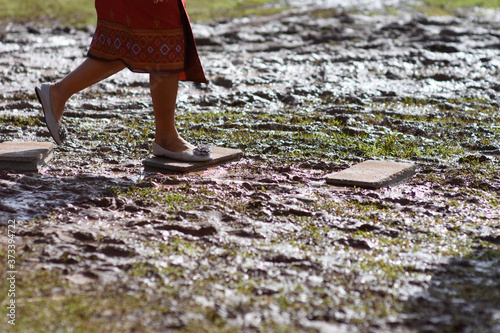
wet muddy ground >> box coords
[1,1,500,332]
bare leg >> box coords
[50,58,126,123]
[150,73,195,153]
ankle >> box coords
[50,83,66,122]
[154,136,179,148]
[155,131,181,146]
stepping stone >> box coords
[325,160,416,189]
[143,147,243,173]
[482,149,500,159]
[0,141,55,172]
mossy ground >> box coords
[419,0,500,16]
[1,91,499,331]
[0,1,499,332]
[0,0,282,25]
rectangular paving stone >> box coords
[325,160,416,189]
[143,147,243,173]
[482,149,500,159]
[0,141,55,172]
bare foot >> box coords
[154,136,196,154]
[49,83,66,124]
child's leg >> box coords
[150,73,195,153]
[50,58,126,123]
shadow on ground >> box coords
[402,247,500,333]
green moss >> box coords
[0,115,43,127]
[187,0,284,22]
[414,0,500,16]
[312,8,339,18]
[0,0,97,26]
[0,0,281,25]
[425,0,500,8]
[0,250,145,332]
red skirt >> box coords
[87,0,206,83]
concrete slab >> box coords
[0,141,55,172]
[482,149,500,159]
[143,147,243,173]
[325,160,416,189]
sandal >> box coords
[152,142,212,162]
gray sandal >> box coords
[152,142,212,162]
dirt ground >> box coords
[1,1,499,332]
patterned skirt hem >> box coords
[86,52,186,75]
